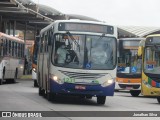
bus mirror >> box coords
[138,46,142,57]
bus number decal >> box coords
[64,78,75,83]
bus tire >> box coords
[47,91,55,101]
[130,90,140,97]
[97,96,106,105]
[0,79,2,85]
[157,97,160,104]
[39,87,44,96]
[0,70,5,85]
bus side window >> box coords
[18,43,20,57]
[9,40,11,55]
[18,43,21,57]
[14,42,17,57]
[48,29,53,46]
[16,43,18,57]
[40,35,44,53]
[3,39,6,56]
[12,41,14,56]
[44,32,48,52]
[6,39,8,55]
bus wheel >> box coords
[0,71,5,85]
[97,96,106,105]
[39,87,44,96]
[130,90,140,97]
[47,91,56,101]
[157,97,160,104]
[0,79,2,85]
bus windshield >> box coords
[117,40,141,74]
[53,33,116,70]
[144,46,160,74]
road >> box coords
[0,79,160,120]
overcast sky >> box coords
[32,0,160,27]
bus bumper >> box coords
[50,79,115,96]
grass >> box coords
[20,75,32,79]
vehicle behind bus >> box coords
[37,20,117,104]
[116,38,145,96]
[138,34,160,104]
[0,32,24,85]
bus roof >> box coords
[0,32,24,43]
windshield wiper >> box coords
[97,33,106,41]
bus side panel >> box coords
[42,53,49,91]
[9,58,18,78]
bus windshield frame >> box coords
[52,33,117,70]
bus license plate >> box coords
[75,85,86,90]
[126,86,132,90]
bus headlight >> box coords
[101,79,114,87]
[20,66,23,69]
[108,79,113,84]
[50,74,63,84]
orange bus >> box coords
[116,38,144,96]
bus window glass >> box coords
[3,39,6,55]
[40,35,44,53]
[15,42,17,57]
[144,46,160,74]
[9,40,11,55]
[6,40,8,55]
[12,41,14,56]
[117,40,141,74]
[53,34,116,70]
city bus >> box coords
[32,36,39,87]
[37,20,117,104]
[138,34,160,104]
[0,32,25,85]
[116,38,144,96]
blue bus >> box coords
[37,20,117,104]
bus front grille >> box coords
[59,70,106,80]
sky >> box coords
[32,0,160,27]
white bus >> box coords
[0,32,24,85]
[38,20,117,104]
